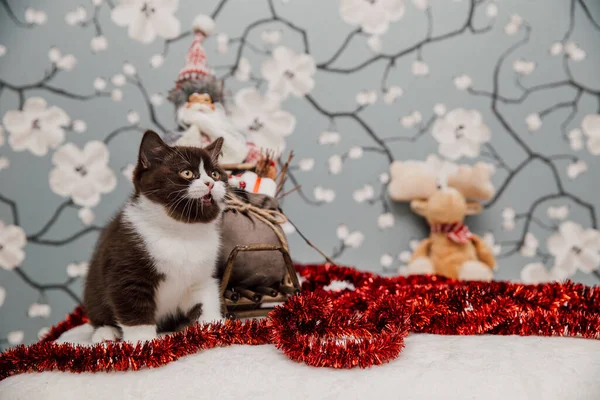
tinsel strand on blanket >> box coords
[1,263,600,380]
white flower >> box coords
[547,205,569,220]
[328,154,343,175]
[431,108,491,160]
[122,164,135,182]
[0,157,9,171]
[568,128,583,151]
[65,6,87,25]
[565,42,586,61]
[344,231,365,248]
[150,93,164,106]
[298,158,314,171]
[504,14,522,35]
[111,0,181,44]
[581,114,600,155]
[150,54,164,68]
[38,327,50,339]
[48,48,77,71]
[482,232,501,256]
[49,141,117,207]
[93,0,105,6]
[356,90,377,105]
[231,87,295,153]
[567,160,587,179]
[380,253,394,267]
[521,262,567,284]
[281,221,295,235]
[353,184,374,203]
[234,57,252,82]
[7,331,24,345]
[486,3,498,18]
[0,125,4,147]
[112,74,126,87]
[339,0,405,35]
[547,221,600,274]
[367,35,382,53]
[453,74,472,90]
[348,146,363,159]
[0,286,5,307]
[261,46,316,98]
[28,303,51,318]
[123,63,137,76]
[3,98,70,156]
[383,86,403,104]
[377,213,394,229]
[72,120,87,133]
[525,113,542,132]
[549,42,563,56]
[520,232,538,257]
[94,77,107,91]
[25,8,47,25]
[127,111,140,125]
[400,113,417,128]
[261,29,282,45]
[66,261,89,278]
[398,250,412,263]
[78,207,95,226]
[319,131,341,145]
[513,59,536,75]
[409,239,420,250]
[314,186,336,203]
[0,45,6,57]
[336,224,349,240]
[379,172,390,184]
[0,222,26,270]
[216,33,229,54]
[111,89,123,101]
[502,207,516,231]
[433,104,447,116]
[411,60,429,77]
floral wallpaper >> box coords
[0,0,599,347]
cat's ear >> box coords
[138,130,170,169]
[205,137,224,164]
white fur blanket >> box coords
[1,324,599,400]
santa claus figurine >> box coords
[165,15,261,164]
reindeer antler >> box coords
[388,156,495,202]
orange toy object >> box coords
[388,157,497,280]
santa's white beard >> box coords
[176,104,249,164]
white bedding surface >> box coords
[2,323,600,400]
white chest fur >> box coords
[123,197,221,321]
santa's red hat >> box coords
[177,15,216,84]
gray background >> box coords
[0,0,599,346]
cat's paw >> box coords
[91,326,120,343]
[120,325,157,343]
[459,261,494,281]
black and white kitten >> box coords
[84,131,227,343]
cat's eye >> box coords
[211,171,220,180]
[179,170,193,179]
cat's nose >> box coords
[205,181,213,189]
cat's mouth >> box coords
[201,193,213,204]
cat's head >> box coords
[133,130,228,223]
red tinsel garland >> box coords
[1,263,599,381]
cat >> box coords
[83,131,228,343]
